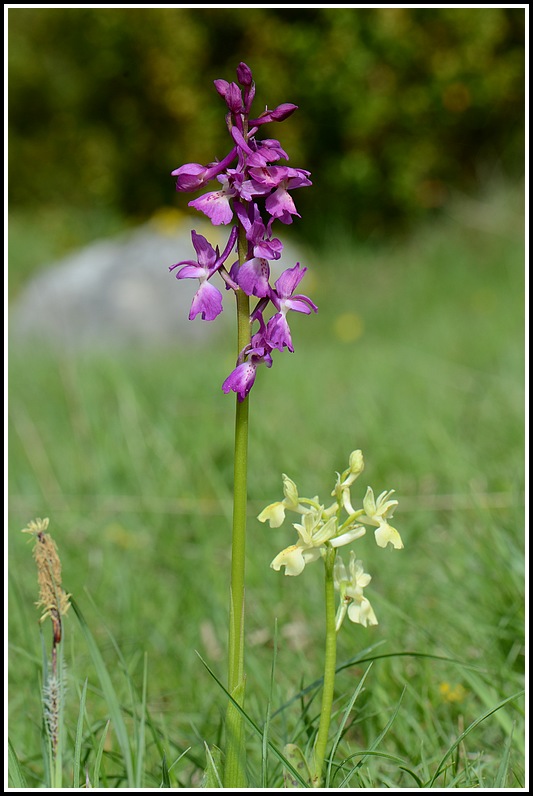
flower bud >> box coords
[348,450,364,478]
[171,163,209,191]
[213,79,230,98]
[214,79,244,113]
[282,474,299,508]
[226,82,244,113]
[236,62,253,86]
[270,103,298,121]
[250,103,299,127]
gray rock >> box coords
[9,216,306,351]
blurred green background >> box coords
[8,6,525,289]
[8,7,525,788]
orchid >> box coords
[267,264,318,352]
[334,552,378,629]
[362,486,404,549]
[262,450,403,591]
[257,473,300,528]
[271,508,337,576]
[168,63,405,790]
[170,61,315,401]
[169,227,238,321]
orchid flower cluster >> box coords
[169,62,316,401]
[258,451,404,630]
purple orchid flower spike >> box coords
[169,61,315,398]
[167,64,317,788]
[169,227,238,320]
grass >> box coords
[7,182,525,788]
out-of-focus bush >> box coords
[8,7,524,240]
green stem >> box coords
[224,227,250,789]
[313,546,338,788]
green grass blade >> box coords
[203,742,224,788]
[93,719,110,788]
[261,619,278,788]
[326,663,373,787]
[460,666,524,748]
[73,677,89,788]
[494,722,515,788]
[337,688,406,787]
[196,652,310,788]
[70,598,135,786]
[134,652,148,788]
[160,753,171,788]
[7,738,28,788]
[428,690,525,787]
[398,766,425,788]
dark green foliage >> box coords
[8,7,525,240]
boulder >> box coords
[9,212,305,351]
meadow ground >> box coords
[7,183,525,788]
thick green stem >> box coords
[313,546,338,788]
[227,380,249,696]
[224,227,251,788]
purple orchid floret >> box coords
[264,168,312,223]
[234,202,283,260]
[169,227,238,320]
[189,174,238,225]
[245,139,289,168]
[222,360,258,402]
[173,148,238,193]
[169,61,316,398]
[223,322,274,402]
[266,264,318,351]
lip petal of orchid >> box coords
[374,521,404,550]
[270,544,306,576]
[189,191,234,225]
[189,280,223,321]
[222,360,257,402]
[265,186,299,220]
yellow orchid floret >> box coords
[271,543,323,577]
[257,473,301,528]
[362,486,404,550]
[271,507,336,576]
[334,552,378,630]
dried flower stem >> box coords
[22,518,69,786]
